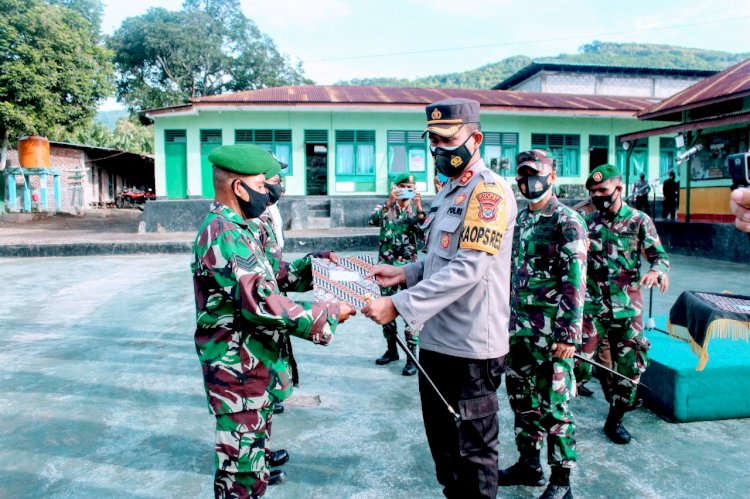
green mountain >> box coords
[95,110,129,130]
[336,42,750,89]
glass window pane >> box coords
[484,145,502,173]
[409,148,426,172]
[389,145,407,174]
[336,144,355,174]
[357,144,375,174]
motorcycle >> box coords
[115,187,155,210]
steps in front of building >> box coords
[303,197,331,228]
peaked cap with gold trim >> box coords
[423,98,480,138]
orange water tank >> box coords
[18,135,51,168]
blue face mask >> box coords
[436,173,449,183]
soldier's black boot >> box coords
[577,383,594,397]
[375,338,399,365]
[402,343,417,376]
[498,450,545,486]
[268,469,287,486]
[267,449,289,467]
[604,405,632,444]
[539,467,572,499]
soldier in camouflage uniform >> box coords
[369,172,425,375]
[191,145,355,498]
[579,164,670,445]
[500,150,587,499]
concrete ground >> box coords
[0,252,748,498]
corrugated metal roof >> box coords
[638,58,750,120]
[176,85,656,114]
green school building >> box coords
[143,86,674,200]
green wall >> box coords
[152,108,671,199]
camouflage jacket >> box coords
[585,202,669,319]
[258,211,329,293]
[192,202,339,416]
[511,195,588,345]
[369,201,425,265]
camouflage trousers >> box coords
[574,314,650,408]
[214,410,270,498]
[505,334,576,467]
[573,314,614,401]
[381,283,418,346]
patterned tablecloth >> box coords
[312,254,381,310]
[668,291,750,370]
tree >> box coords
[0,0,113,170]
[61,116,154,155]
[109,0,311,112]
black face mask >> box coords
[592,187,621,213]
[430,134,476,177]
[236,180,270,219]
[265,181,283,204]
[517,174,551,201]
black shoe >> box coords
[267,449,289,467]
[604,406,632,444]
[577,384,594,397]
[402,360,417,376]
[375,339,400,365]
[498,459,546,486]
[604,419,632,444]
[273,402,284,415]
[268,469,287,486]
[539,483,573,499]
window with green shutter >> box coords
[531,133,580,177]
[387,130,427,182]
[234,129,293,174]
[335,130,376,178]
[616,138,649,181]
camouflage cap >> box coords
[208,144,280,176]
[586,163,621,189]
[516,149,555,173]
[393,173,415,185]
[423,98,480,138]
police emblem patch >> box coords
[441,233,451,248]
[476,192,502,222]
[458,170,474,185]
[450,155,463,167]
[455,193,467,204]
[592,171,603,182]
[431,108,442,120]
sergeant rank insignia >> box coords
[476,192,502,222]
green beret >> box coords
[264,161,281,179]
[393,173,415,184]
[208,144,280,176]
[586,164,621,189]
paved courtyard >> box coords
[0,252,748,498]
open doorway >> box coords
[588,135,610,173]
[306,143,328,195]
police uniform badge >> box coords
[431,108,442,120]
[455,194,467,205]
[441,233,451,249]
[476,192,501,222]
[450,155,463,167]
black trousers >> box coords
[419,349,506,499]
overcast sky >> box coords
[99,0,750,109]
